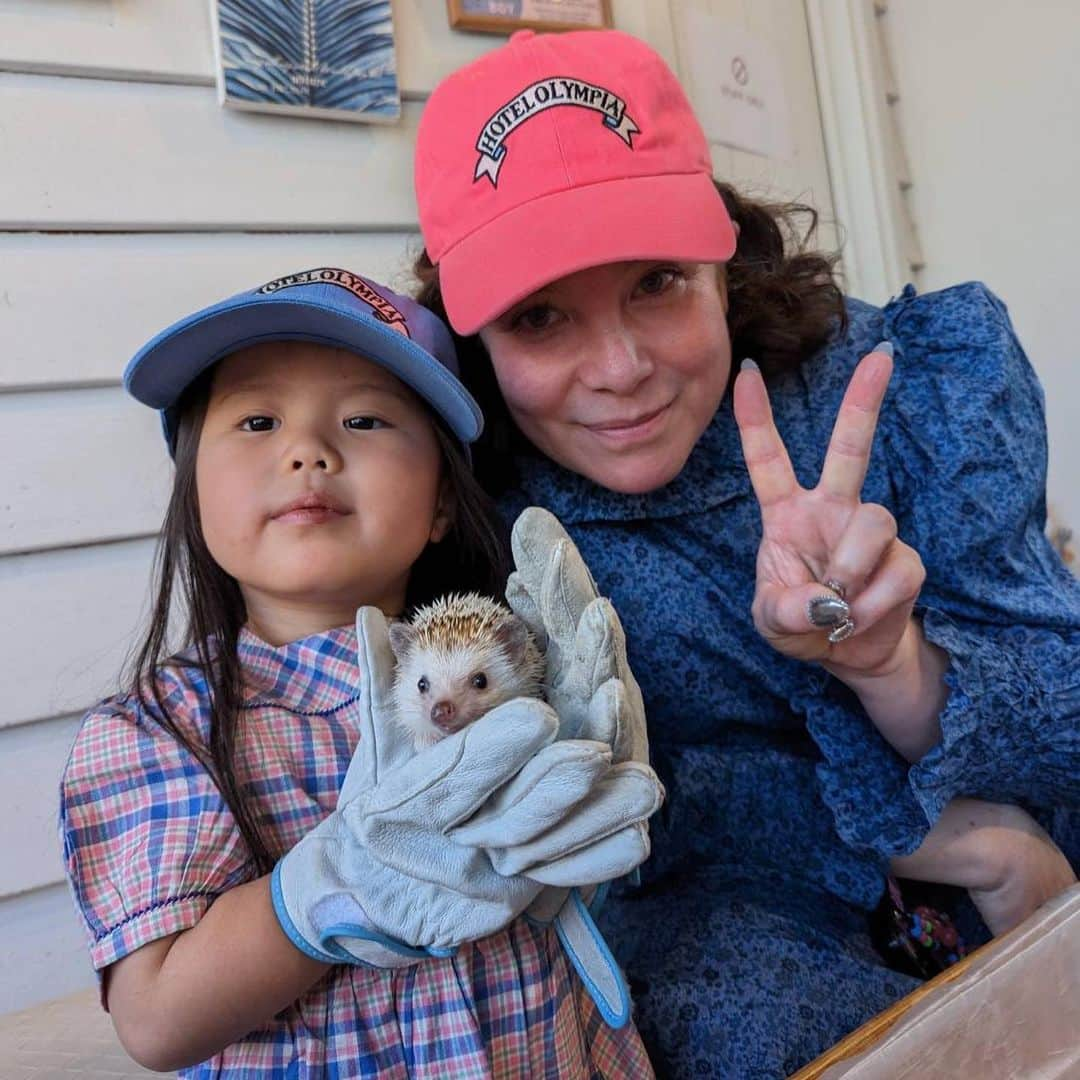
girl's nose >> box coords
[579,325,654,394]
[286,435,343,473]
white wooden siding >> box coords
[0,0,495,91]
[0,233,418,391]
[0,0,835,1014]
[0,540,157,728]
[0,715,83,897]
[0,76,425,231]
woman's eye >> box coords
[471,672,488,690]
[636,266,682,297]
[417,676,429,694]
[240,415,277,432]
[512,305,561,333]
[344,416,386,431]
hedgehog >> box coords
[388,592,546,749]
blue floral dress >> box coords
[498,283,1080,1078]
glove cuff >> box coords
[270,859,343,965]
[272,852,438,969]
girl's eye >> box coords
[471,672,488,690]
[240,415,277,432]
[512,304,562,333]
[344,415,386,431]
[417,676,429,694]
[636,266,683,297]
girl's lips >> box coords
[271,493,351,524]
[585,403,671,445]
[273,506,347,525]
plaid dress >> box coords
[59,625,654,1079]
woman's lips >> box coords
[585,402,671,446]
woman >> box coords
[412,28,1080,1077]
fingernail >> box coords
[740,358,760,372]
[873,340,894,358]
[807,594,850,628]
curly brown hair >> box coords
[412,181,847,493]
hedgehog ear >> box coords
[494,615,531,665]
[387,620,415,662]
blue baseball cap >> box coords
[123,267,483,456]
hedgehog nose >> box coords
[431,701,457,731]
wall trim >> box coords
[804,0,908,304]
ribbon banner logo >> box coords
[474,77,640,187]
[258,268,411,336]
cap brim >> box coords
[438,172,737,336]
[124,296,483,448]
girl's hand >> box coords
[734,346,926,678]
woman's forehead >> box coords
[505,260,724,310]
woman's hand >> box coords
[734,346,923,675]
[891,799,1078,936]
[734,348,952,761]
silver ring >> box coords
[823,579,847,600]
[828,618,856,644]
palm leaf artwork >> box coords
[214,0,400,121]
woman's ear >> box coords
[716,262,732,315]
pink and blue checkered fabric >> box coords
[60,625,653,1078]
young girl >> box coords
[59,268,660,1077]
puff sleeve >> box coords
[59,673,253,974]
[789,283,1080,866]
[879,283,1080,824]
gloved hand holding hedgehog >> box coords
[372,506,661,1028]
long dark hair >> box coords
[128,369,510,875]
[412,180,848,494]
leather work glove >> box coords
[271,605,661,969]
[503,506,663,1027]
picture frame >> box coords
[210,0,402,124]
[446,0,612,35]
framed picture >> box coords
[447,0,612,35]
[210,0,401,123]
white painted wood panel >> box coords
[0,884,96,1015]
[670,0,838,254]
[0,388,169,555]
[0,75,423,231]
[0,0,668,92]
[0,232,420,391]
[0,0,495,95]
[0,539,156,728]
[0,715,81,899]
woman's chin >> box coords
[576,448,691,495]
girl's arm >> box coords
[106,875,330,1072]
[890,799,1077,936]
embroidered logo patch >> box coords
[257,268,410,336]
[474,77,639,187]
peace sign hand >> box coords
[733,345,926,678]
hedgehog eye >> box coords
[417,676,429,694]
[471,672,488,690]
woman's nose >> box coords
[579,325,654,394]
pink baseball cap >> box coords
[415,28,737,336]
